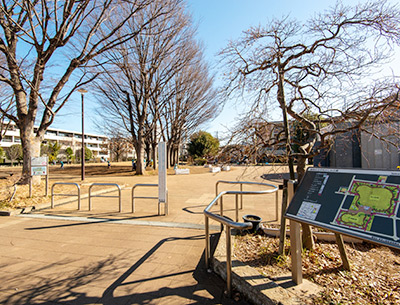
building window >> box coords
[59,132,72,137]
[45,130,58,136]
[2,136,12,142]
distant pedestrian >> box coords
[107,160,111,169]
[132,159,136,171]
[60,161,64,169]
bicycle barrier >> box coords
[89,183,122,212]
[51,182,81,209]
[131,184,168,215]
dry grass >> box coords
[234,231,400,304]
[0,163,211,211]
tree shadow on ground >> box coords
[1,232,252,305]
[261,172,297,183]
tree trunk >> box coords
[168,143,174,167]
[20,126,42,185]
[144,142,151,167]
[173,148,177,166]
[296,156,307,182]
[151,143,157,170]
[165,143,170,169]
[135,144,145,175]
[134,129,146,175]
[277,60,295,180]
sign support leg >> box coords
[45,173,49,197]
[335,233,351,271]
[278,184,288,255]
[290,220,303,284]
[29,176,32,198]
[288,180,302,284]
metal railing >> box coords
[131,183,168,215]
[204,182,278,297]
[51,182,81,209]
[131,184,158,213]
[89,183,122,212]
[215,180,280,221]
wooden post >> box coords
[288,180,303,284]
[278,180,288,255]
[29,177,32,198]
[290,220,303,284]
[45,174,48,197]
[335,233,351,271]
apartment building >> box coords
[1,124,109,161]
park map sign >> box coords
[285,167,400,250]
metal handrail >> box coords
[131,183,158,213]
[89,183,122,212]
[51,182,81,209]
[204,182,278,297]
[216,180,280,221]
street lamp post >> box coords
[78,89,88,180]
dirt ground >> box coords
[4,163,399,304]
[234,231,400,304]
[0,162,208,179]
[0,162,209,210]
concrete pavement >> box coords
[0,165,286,304]
[40,166,282,227]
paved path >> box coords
[0,165,286,304]
[0,216,255,305]
[42,166,282,226]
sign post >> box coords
[30,157,49,197]
[158,142,167,215]
[285,167,400,284]
[288,180,303,284]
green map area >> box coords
[351,183,396,214]
[335,178,399,232]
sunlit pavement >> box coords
[0,166,284,304]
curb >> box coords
[212,230,321,305]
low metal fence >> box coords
[215,180,280,221]
[205,182,278,297]
[51,182,81,209]
[131,184,168,215]
[89,183,122,212]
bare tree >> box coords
[158,54,218,167]
[0,0,163,183]
[6,144,22,166]
[221,0,400,180]
[109,134,131,162]
[220,0,400,249]
[93,0,218,173]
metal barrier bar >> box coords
[275,191,279,220]
[131,184,158,213]
[160,189,169,216]
[204,182,278,298]
[89,183,121,212]
[51,182,81,209]
[9,184,17,202]
[216,180,280,220]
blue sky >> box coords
[53,0,400,137]
[185,0,400,138]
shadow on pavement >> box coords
[1,232,252,305]
[261,172,297,183]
